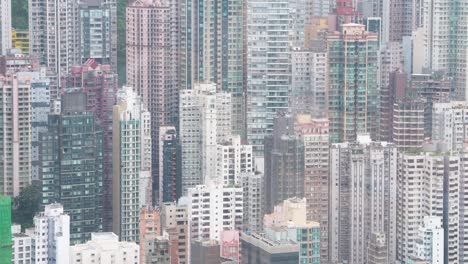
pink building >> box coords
[126,0,179,204]
[220,230,240,262]
[139,207,161,260]
[61,59,118,230]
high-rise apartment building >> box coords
[327,24,380,143]
[61,61,117,230]
[419,0,468,100]
[367,233,388,264]
[11,29,29,55]
[247,0,294,154]
[410,216,444,263]
[294,115,330,262]
[0,73,32,196]
[39,92,103,245]
[159,126,181,204]
[396,147,460,263]
[432,101,468,152]
[179,83,231,193]
[240,232,300,264]
[264,115,304,213]
[29,0,80,91]
[187,183,243,242]
[142,233,171,264]
[239,171,263,233]
[216,136,254,185]
[139,207,161,262]
[0,0,11,55]
[179,0,244,135]
[126,0,179,203]
[330,135,397,264]
[28,203,70,264]
[11,224,32,264]
[112,86,152,242]
[161,201,189,264]
[392,98,425,151]
[388,0,415,42]
[80,0,117,70]
[70,233,139,264]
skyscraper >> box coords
[327,23,380,143]
[126,0,179,204]
[179,0,245,135]
[432,101,468,152]
[0,0,12,55]
[80,0,118,70]
[159,126,181,204]
[61,60,117,231]
[0,74,32,196]
[39,92,103,245]
[112,86,152,242]
[330,135,397,264]
[29,0,81,91]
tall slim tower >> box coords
[0,0,11,55]
[0,74,32,197]
[180,0,245,135]
[112,86,152,243]
[126,0,179,204]
[327,23,380,143]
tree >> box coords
[12,184,41,229]
[11,0,28,30]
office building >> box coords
[187,183,243,242]
[61,60,117,230]
[239,171,263,233]
[432,101,468,152]
[39,92,103,244]
[240,232,299,264]
[159,126,181,204]
[112,86,151,242]
[11,29,29,55]
[70,233,139,264]
[0,0,11,55]
[410,216,444,263]
[327,24,380,143]
[179,83,231,193]
[0,196,11,262]
[161,201,189,264]
[80,0,117,70]
[294,115,330,262]
[179,0,244,135]
[29,204,70,264]
[0,74,32,196]
[392,98,425,151]
[330,136,397,264]
[11,224,32,264]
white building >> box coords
[239,171,263,233]
[187,182,243,242]
[70,233,139,264]
[179,83,232,193]
[330,135,397,264]
[12,224,32,264]
[112,86,151,242]
[397,148,460,263]
[0,0,11,55]
[216,136,254,185]
[27,203,70,264]
[432,101,468,152]
[411,216,444,264]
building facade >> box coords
[327,24,380,143]
[112,86,151,242]
[0,0,11,55]
[0,74,32,196]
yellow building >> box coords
[11,29,29,55]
